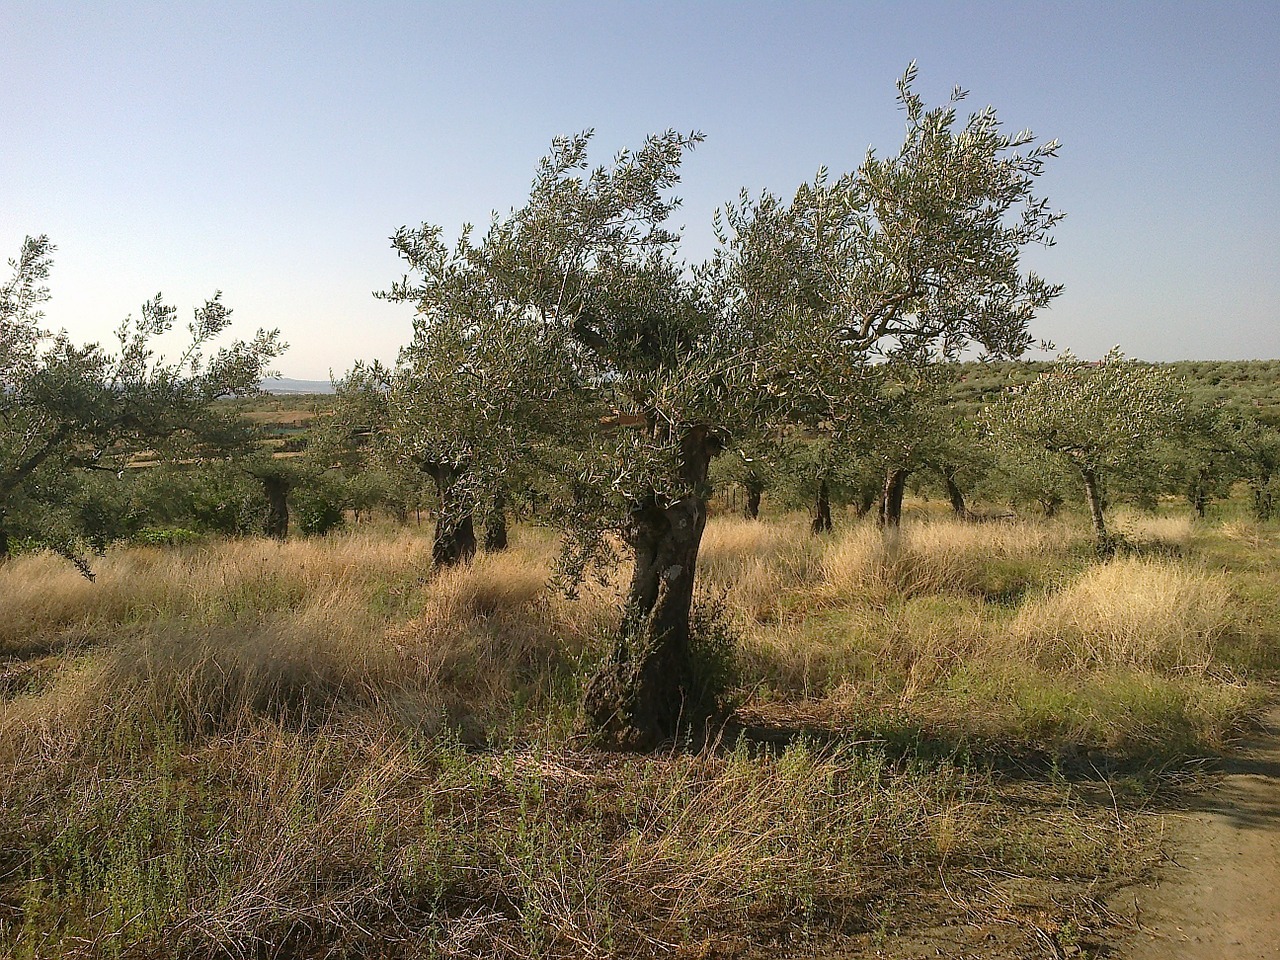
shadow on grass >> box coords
[711,713,1224,788]
[1169,703,1280,832]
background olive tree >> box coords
[984,349,1188,554]
[0,235,283,572]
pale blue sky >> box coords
[3,1,1278,378]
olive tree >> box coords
[0,236,283,571]
[385,66,1062,745]
[985,349,1188,554]
[340,230,588,568]
[1220,408,1280,520]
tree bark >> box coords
[1080,465,1113,557]
[811,476,832,533]
[484,485,509,552]
[1189,465,1210,519]
[880,468,907,528]
[742,477,763,520]
[262,475,290,540]
[424,463,476,567]
[943,469,968,519]
[582,426,720,748]
[853,487,877,518]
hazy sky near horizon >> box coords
[3,0,1278,379]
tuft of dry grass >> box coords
[0,530,437,654]
[1007,558,1235,675]
[1113,509,1197,551]
[0,534,614,757]
[699,515,824,622]
[818,518,1075,602]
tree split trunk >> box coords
[1189,465,1210,519]
[853,487,877,518]
[880,468,907,528]
[1252,467,1274,521]
[583,427,720,748]
[811,476,832,533]
[943,469,969,519]
[424,463,476,568]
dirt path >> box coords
[1115,704,1280,959]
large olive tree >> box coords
[385,67,1062,745]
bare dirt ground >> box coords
[1112,703,1280,959]
[813,703,1280,960]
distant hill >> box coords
[260,377,335,395]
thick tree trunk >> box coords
[811,476,832,533]
[424,464,476,568]
[583,427,720,748]
[1080,465,1112,557]
[880,468,907,528]
[943,469,968,519]
[262,475,290,540]
[853,487,877,518]
[742,477,763,520]
[484,486,509,552]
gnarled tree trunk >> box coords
[583,427,720,748]
[424,463,476,567]
[880,468,907,528]
[742,476,764,520]
[811,475,832,533]
[484,485,509,552]
[262,475,291,540]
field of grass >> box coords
[1,507,1276,958]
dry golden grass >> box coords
[1113,509,1197,550]
[1007,558,1235,675]
[0,531,614,756]
[0,530,437,653]
[818,517,1074,602]
[2,510,1272,957]
[699,515,824,622]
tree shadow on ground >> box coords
[712,713,1222,787]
